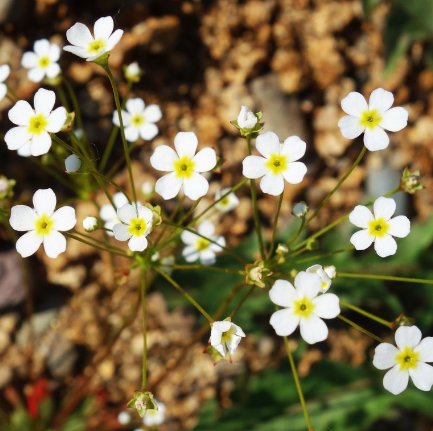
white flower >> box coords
[5,88,67,157]
[242,131,307,196]
[21,39,61,82]
[181,221,225,265]
[117,410,131,425]
[150,132,217,201]
[306,264,332,293]
[65,154,81,173]
[292,201,308,218]
[338,88,408,152]
[349,196,410,258]
[215,188,239,212]
[143,400,166,427]
[63,16,123,61]
[112,98,161,142]
[210,320,246,357]
[373,326,433,395]
[125,62,142,82]
[113,204,153,252]
[237,105,257,129]
[269,272,340,344]
[9,188,76,258]
[0,64,10,102]
[82,216,99,232]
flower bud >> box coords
[127,391,158,418]
[400,167,423,194]
[392,313,416,330]
[237,105,258,129]
[82,216,99,232]
[323,265,337,279]
[141,181,154,198]
[65,154,81,173]
[245,261,272,288]
[292,201,309,218]
[124,62,143,83]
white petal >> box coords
[383,366,409,395]
[280,136,306,162]
[395,326,422,350]
[150,145,178,172]
[113,192,129,208]
[51,207,76,231]
[200,249,216,265]
[125,125,139,142]
[341,92,368,117]
[181,230,199,245]
[0,64,10,82]
[34,39,50,56]
[368,88,394,113]
[9,206,38,231]
[17,142,32,157]
[209,236,226,252]
[198,220,215,237]
[49,44,61,62]
[66,22,93,48]
[43,231,67,258]
[155,172,183,200]
[242,155,268,179]
[260,172,284,196]
[281,162,307,184]
[126,98,145,115]
[46,107,67,133]
[30,132,52,157]
[409,363,433,392]
[5,127,31,150]
[113,223,132,241]
[113,110,130,127]
[94,16,114,40]
[414,338,433,363]
[338,115,365,139]
[256,131,280,158]
[373,343,399,370]
[143,105,162,122]
[33,188,56,216]
[22,52,38,68]
[29,67,46,82]
[183,245,199,262]
[373,196,396,221]
[388,216,410,238]
[214,343,227,357]
[0,83,6,102]
[269,279,297,307]
[137,206,153,224]
[270,309,300,337]
[312,293,340,319]
[192,148,217,172]
[364,127,389,152]
[139,123,158,140]
[232,323,246,337]
[99,204,116,221]
[16,231,43,257]
[226,335,242,355]
[8,100,34,126]
[350,229,374,250]
[374,234,397,258]
[174,132,198,158]
[380,107,408,132]
[349,205,374,228]
[300,315,328,344]
[106,29,123,50]
[183,173,209,200]
[294,271,321,299]
[46,63,61,79]
[63,45,89,58]
[34,88,55,116]
[128,235,148,252]
[117,204,137,224]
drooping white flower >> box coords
[143,400,166,427]
[0,64,10,102]
[373,326,433,395]
[306,264,332,293]
[117,410,131,425]
[21,39,61,83]
[237,105,257,129]
[82,216,99,232]
[349,196,410,258]
[210,320,246,357]
[242,131,307,196]
[5,88,67,157]
[63,16,123,61]
[269,272,340,344]
[125,62,142,82]
[113,204,153,252]
[112,98,161,142]
[338,88,408,152]
[292,201,309,218]
[181,221,225,265]
[150,132,217,201]
[215,188,239,212]
[65,154,81,173]
[9,188,76,258]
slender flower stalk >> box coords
[140,269,148,390]
[338,315,385,343]
[339,301,392,327]
[62,76,84,132]
[267,192,284,259]
[338,272,433,285]
[166,264,244,275]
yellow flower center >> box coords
[219,196,230,208]
[293,296,315,318]
[128,218,147,237]
[147,409,158,417]
[321,281,328,290]
[28,114,48,135]
[173,155,195,179]
[265,153,288,175]
[368,217,390,238]
[359,109,382,129]
[38,56,51,69]
[131,114,145,127]
[87,39,107,54]
[196,237,210,251]
[395,347,420,371]
[35,214,54,236]
[221,325,235,344]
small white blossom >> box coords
[306,264,332,293]
[5,88,67,157]
[141,181,154,198]
[112,98,161,142]
[0,64,10,102]
[113,204,153,252]
[338,88,408,152]
[117,410,131,425]
[373,326,433,395]
[150,132,217,201]
[181,221,225,265]
[21,39,61,82]
[215,188,239,212]
[237,105,257,129]
[82,216,99,232]
[63,16,123,61]
[210,320,245,357]
[125,62,142,82]
[65,154,81,173]
[9,188,76,258]
[242,131,307,196]
[292,201,308,218]
[349,196,410,258]
[143,400,166,427]
[269,272,340,344]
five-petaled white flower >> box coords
[63,16,123,61]
[9,188,76,258]
[210,320,246,357]
[113,203,153,252]
[150,132,217,200]
[124,62,142,82]
[306,264,333,293]
[373,326,433,395]
[338,88,408,152]
[237,105,257,129]
[215,188,239,212]
[21,39,61,82]
[181,221,225,265]
[269,272,340,344]
[5,88,67,157]
[242,131,307,196]
[143,399,166,427]
[349,196,410,258]
[0,64,10,102]
[112,98,161,142]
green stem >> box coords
[287,217,307,247]
[70,230,126,254]
[338,272,433,285]
[229,285,254,319]
[339,301,392,327]
[267,193,284,260]
[54,84,71,111]
[140,269,148,390]
[166,264,244,275]
[338,315,386,343]
[62,76,83,131]
[106,140,139,178]
[280,247,354,268]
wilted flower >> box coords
[210,318,245,358]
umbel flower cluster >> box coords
[1,14,432,430]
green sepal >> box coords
[400,167,423,194]
[245,260,273,288]
[230,111,264,138]
[61,111,76,132]
[127,391,158,418]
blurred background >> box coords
[1,0,433,430]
